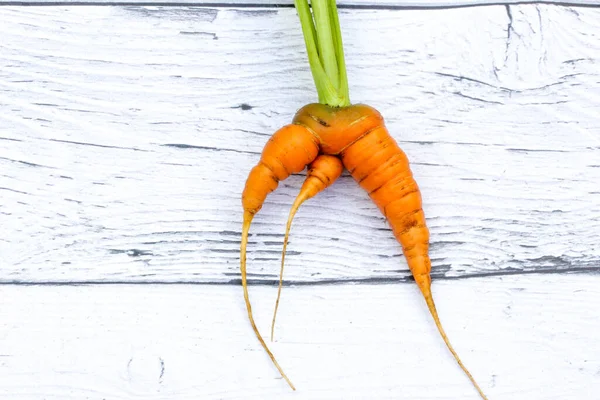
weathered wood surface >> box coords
[0,275,598,399]
[2,0,600,7]
[1,5,599,284]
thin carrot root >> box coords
[270,196,302,342]
[271,155,343,341]
[241,211,296,390]
[420,284,488,400]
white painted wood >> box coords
[0,275,599,399]
[0,5,599,283]
[2,0,600,7]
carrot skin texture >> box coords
[271,154,344,341]
[242,124,320,215]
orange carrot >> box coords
[241,0,488,396]
[270,154,343,341]
[241,103,488,399]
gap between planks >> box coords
[1,267,600,286]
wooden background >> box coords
[1,2,599,399]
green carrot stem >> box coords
[311,0,339,89]
[328,0,349,101]
[294,0,350,107]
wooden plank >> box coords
[0,5,599,284]
[0,274,599,399]
[2,0,600,8]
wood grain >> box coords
[1,5,599,284]
[2,0,600,8]
[0,274,599,399]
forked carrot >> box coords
[270,154,343,341]
[239,0,489,397]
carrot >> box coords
[240,0,488,397]
[270,154,343,341]
[294,103,489,400]
[242,104,488,398]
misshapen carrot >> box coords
[270,154,343,341]
[241,103,488,399]
[241,0,488,396]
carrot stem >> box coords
[328,0,348,99]
[294,0,350,106]
[311,0,339,88]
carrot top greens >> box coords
[294,0,350,107]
